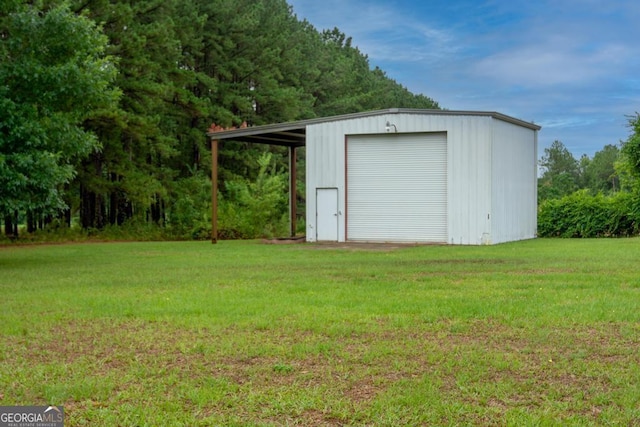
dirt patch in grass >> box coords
[2,318,638,425]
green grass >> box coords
[1,238,639,426]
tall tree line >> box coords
[538,141,625,202]
[1,0,440,237]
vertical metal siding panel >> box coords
[490,120,537,243]
[477,118,494,244]
[305,124,319,241]
[534,131,538,233]
[477,118,493,245]
[321,124,337,186]
[445,116,493,244]
[462,118,475,243]
[448,118,464,244]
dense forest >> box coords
[2,1,639,241]
[0,0,439,240]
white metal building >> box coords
[208,108,541,245]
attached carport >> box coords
[207,119,311,243]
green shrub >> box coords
[538,190,640,237]
[218,152,289,239]
[166,173,212,240]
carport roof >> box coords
[206,108,541,147]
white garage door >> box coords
[347,133,447,243]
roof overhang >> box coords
[207,122,307,147]
[206,108,541,147]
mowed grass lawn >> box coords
[1,238,639,426]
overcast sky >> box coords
[287,0,640,157]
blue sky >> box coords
[287,0,640,158]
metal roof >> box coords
[206,108,541,147]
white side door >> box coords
[316,188,339,241]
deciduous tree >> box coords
[538,140,580,201]
[584,144,620,194]
[0,3,118,235]
[620,113,640,190]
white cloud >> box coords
[288,0,458,65]
[538,116,596,129]
[472,40,632,88]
